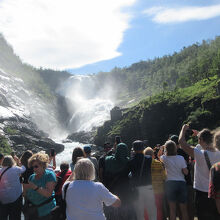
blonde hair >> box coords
[144,147,154,156]
[165,140,177,156]
[213,130,220,150]
[28,152,49,169]
[2,155,16,167]
[74,158,95,181]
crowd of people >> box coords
[0,124,220,220]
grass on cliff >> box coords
[108,76,220,137]
[0,136,12,154]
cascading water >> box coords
[55,74,114,167]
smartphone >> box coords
[11,151,15,157]
[50,148,55,157]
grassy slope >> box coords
[95,76,220,146]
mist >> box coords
[57,75,115,133]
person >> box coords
[160,141,189,220]
[24,152,57,220]
[20,150,34,184]
[99,142,113,185]
[55,162,72,205]
[84,145,99,178]
[128,140,157,220]
[170,135,194,220]
[0,155,26,220]
[179,125,220,220]
[0,153,4,167]
[48,148,56,170]
[208,130,220,216]
[63,158,121,220]
[144,147,166,220]
[11,151,20,165]
[104,143,131,220]
[70,147,86,171]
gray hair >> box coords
[74,158,95,181]
[2,155,16,167]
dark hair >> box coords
[60,162,69,171]
[170,135,179,145]
[198,129,213,145]
[132,140,144,151]
[72,147,86,165]
[0,153,4,160]
[153,146,160,159]
[20,150,33,168]
[165,140,177,156]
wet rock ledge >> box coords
[0,116,64,156]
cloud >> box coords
[144,4,220,24]
[0,0,136,69]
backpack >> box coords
[51,182,70,220]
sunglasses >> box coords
[32,165,39,169]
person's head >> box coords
[213,130,220,151]
[170,135,179,146]
[28,152,49,175]
[115,143,128,160]
[153,146,160,159]
[165,140,177,156]
[83,145,92,156]
[144,147,154,158]
[104,142,111,152]
[60,162,69,171]
[132,140,144,153]
[74,158,95,181]
[197,129,213,148]
[0,153,4,165]
[20,150,33,168]
[72,147,86,165]
[2,155,16,167]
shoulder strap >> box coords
[64,182,70,201]
[204,151,212,170]
[0,167,11,181]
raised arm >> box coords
[179,124,194,157]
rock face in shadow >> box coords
[1,116,64,156]
[67,130,96,144]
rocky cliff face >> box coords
[0,68,64,155]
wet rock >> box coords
[67,130,96,144]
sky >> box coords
[0,0,220,74]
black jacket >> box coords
[128,153,152,187]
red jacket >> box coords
[55,170,72,195]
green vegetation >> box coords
[95,76,220,146]
[4,127,18,135]
[0,136,12,154]
[95,37,220,105]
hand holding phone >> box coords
[50,148,55,157]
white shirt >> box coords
[63,180,117,220]
[194,148,220,192]
[160,155,187,182]
[0,165,26,204]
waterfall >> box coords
[55,74,114,168]
[58,74,114,133]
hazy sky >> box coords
[0,0,220,74]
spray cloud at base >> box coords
[58,74,115,133]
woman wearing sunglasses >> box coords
[24,152,56,220]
